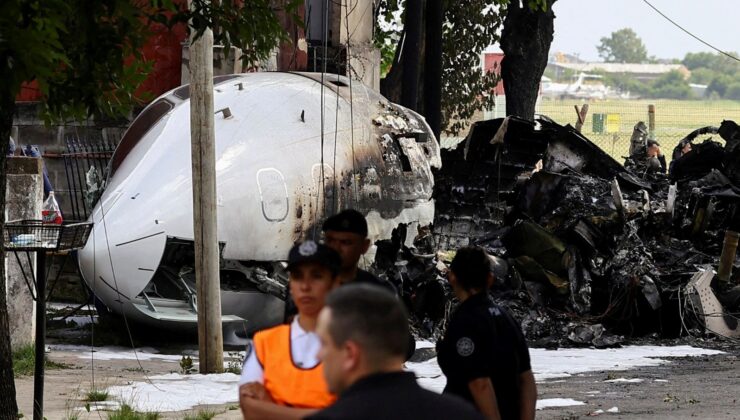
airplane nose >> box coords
[77,206,168,303]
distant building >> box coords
[550,51,586,64]
[548,62,690,82]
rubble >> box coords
[374,116,740,347]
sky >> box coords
[549,0,740,62]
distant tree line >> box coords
[683,51,740,100]
[595,52,740,100]
[590,29,740,100]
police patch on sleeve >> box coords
[456,337,475,357]
[299,240,318,256]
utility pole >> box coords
[189,1,224,373]
[401,0,423,111]
[424,0,442,139]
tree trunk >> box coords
[0,94,19,419]
[424,0,442,139]
[400,0,424,111]
[500,0,556,120]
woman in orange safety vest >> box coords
[239,240,341,419]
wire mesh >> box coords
[62,134,117,221]
[537,99,740,163]
[4,220,93,251]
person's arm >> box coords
[241,396,318,420]
[239,382,319,420]
[518,370,537,420]
[468,377,501,420]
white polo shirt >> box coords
[238,316,322,385]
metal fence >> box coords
[537,99,740,163]
[62,136,116,221]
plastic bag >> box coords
[42,191,63,225]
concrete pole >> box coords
[189,5,224,373]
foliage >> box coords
[374,0,551,134]
[180,355,195,374]
[107,405,160,420]
[682,51,740,75]
[689,67,717,85]
[597,28,648,63]
[707,74,733,98]
[0,0,152,123]
[12,344,69,377]
[441,0,505,134]
[183,409,219,420]
[224,351,243,374]
[0,0,298,123]
[160,0,302,69]
[681,51,740,98]
[85,389,110,402]
[651,70,693,99]
[373,0,403,77]
[726,83,740,101]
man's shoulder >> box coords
[354,268,380,283]
[307,379,484,420]
[354,269,396,292]
[416,387,484,417]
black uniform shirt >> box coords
[306,371,485,420]
[437,293,531,420]
[353,268,397,294]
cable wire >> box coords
[344,0,359,207]
[641,0,740,62]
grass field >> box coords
[538,99,740,161]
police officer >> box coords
[437,247,536,420]
[239,240,341,419]
[322,209,395,291]
[323,209,417,360]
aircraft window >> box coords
[398,148,413,172]
[329,80,348,87]
[257,168,289,222]
[111,99,173,175]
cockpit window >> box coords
[110,99,173,176]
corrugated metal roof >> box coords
[552,62,688,74]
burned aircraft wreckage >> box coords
[79,70,740,345]
[78,72,440,336]
[414,116,740,346]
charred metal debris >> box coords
[371,117,740,348]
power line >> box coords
[641,0,740,62]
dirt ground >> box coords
[535,349,740,420]
[14,338,740,420]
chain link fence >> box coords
[538,99,740,164]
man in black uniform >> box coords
[307,284,485,420]
[323,209,415,359]
[322,209,395,291]
[437,247,536,420]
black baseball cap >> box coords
[322,209,368,237]
[287,240,341,275]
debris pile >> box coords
[377,117,740,347]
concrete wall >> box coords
[337,0,380,91]
[5,157,43,351]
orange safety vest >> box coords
[253,324,336,408]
